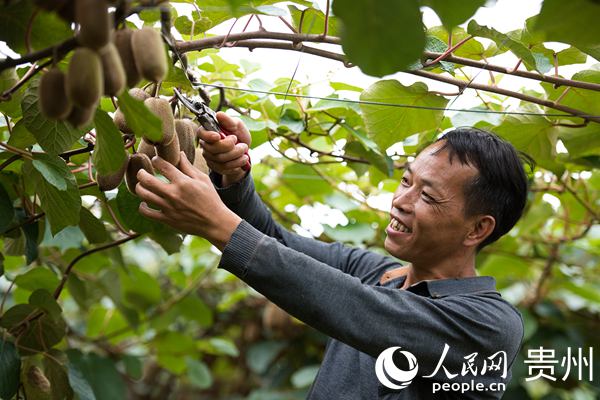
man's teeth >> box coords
[391,218,411,233]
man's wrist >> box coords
[207,209,242,251]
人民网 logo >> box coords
[375,346,419,390]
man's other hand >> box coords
[197,111,251,186]
[135,152,242,250]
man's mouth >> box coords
[390,217,412,233]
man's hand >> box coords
[135,152,242,250]
[197,111,251,187]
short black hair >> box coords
[434,127,533,250]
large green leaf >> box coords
[288,5,339,35]
[31,153,71,191]
[67,350,126,400]
[332,0,425,76]
[92,110,128,177]
[21,78,85,155]
[116,91,163,143]
[558,124,600,159]
[359,80,448,151]
[14,266,60,292]
[185,358,213,389]
[0,2,73,53]
[79,207,109,244]
[532,0,600,49]
[421,0,486,31]
[23,160,81,235]
[0,68,22,117]
[467,21,548,73]
[491,115,563,174]
[120,268,162,311]
[281,164,332,198]
[0,338,20,400]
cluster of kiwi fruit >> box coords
[102,87,209,193]
[38,0,168,128]
[35,0,209,193]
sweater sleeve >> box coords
[219,221,524,377]
[211,172,400,282]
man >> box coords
[135,113,529,399]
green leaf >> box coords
[288,5,339,35]
[541,68,600,118]
[176,294,213,328]
[67,351,126,400]
[246,341,286,374]
[116,91,163,143]
[31,153,71,191]
[7,119,36,149]
[201,337,239,357]
[330,82,363,92]
[533,0,600,49]
[428,26,484,59]
[421,0,486,31]
[120,268,162,311]
[491,115,563,174]
[185,358,213,389]
[29,288,62,320]
[115,183,159,234]
[0,338,20,400]
[21,78,85,155]
[291,365,320,388]
[92,110,128,177]
[43,353,74,400]
[281,164,332,198]
[23,160,81,235]
[148,226,183,255]
[333,0,425,76]
[0,68,22,117]
[15,266,60,292]
[559,124,600,159]
[0,5,73,53]
[556,47,588,66]
[323,222,376,245]
[467,21,544,72]
[0,182,15,233]
[359,80,448,151]
[79,207,109,244]
[67,366,96,400]
[0,303,66,355]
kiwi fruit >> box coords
[193,147,209,174]
[96,154,128,191]
[38,68,72,120]
[113,88,151,133]
[131,27,168,82]
[75,0,110,49]
[113,28,140,88]
[137,138,156,159]
[66,47,103,108]
[67,104,96,128]
[175,119,196,164]
[99,42,126,96]
[156,133,180,167]
[143,97,175,145]
[126,152,154,194]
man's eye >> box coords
[401,177,409,186]
[422,192,436,203]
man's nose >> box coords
[392,189,415,214]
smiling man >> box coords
[135,114,530,399]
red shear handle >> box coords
[219,127,251,171]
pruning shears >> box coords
[173,88,251,171]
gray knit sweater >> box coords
[212,172,523,399]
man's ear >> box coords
[464,215,495,248]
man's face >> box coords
[384,141,480,264]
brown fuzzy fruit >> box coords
[156,133,180,167]
[99,42,126,96]
[66,48,103,108]
[75,0,110,49]
[96,154,128,191]
[175,119,196,164]
[113,88,151,133]
[143,97,175,145]
[113,28,140,88]
[126,152,154,194]
[137,138,156,159]
[131,27,168,82]
[67,104,96,128]
[193,147,209,174]
[38,68,72,120]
